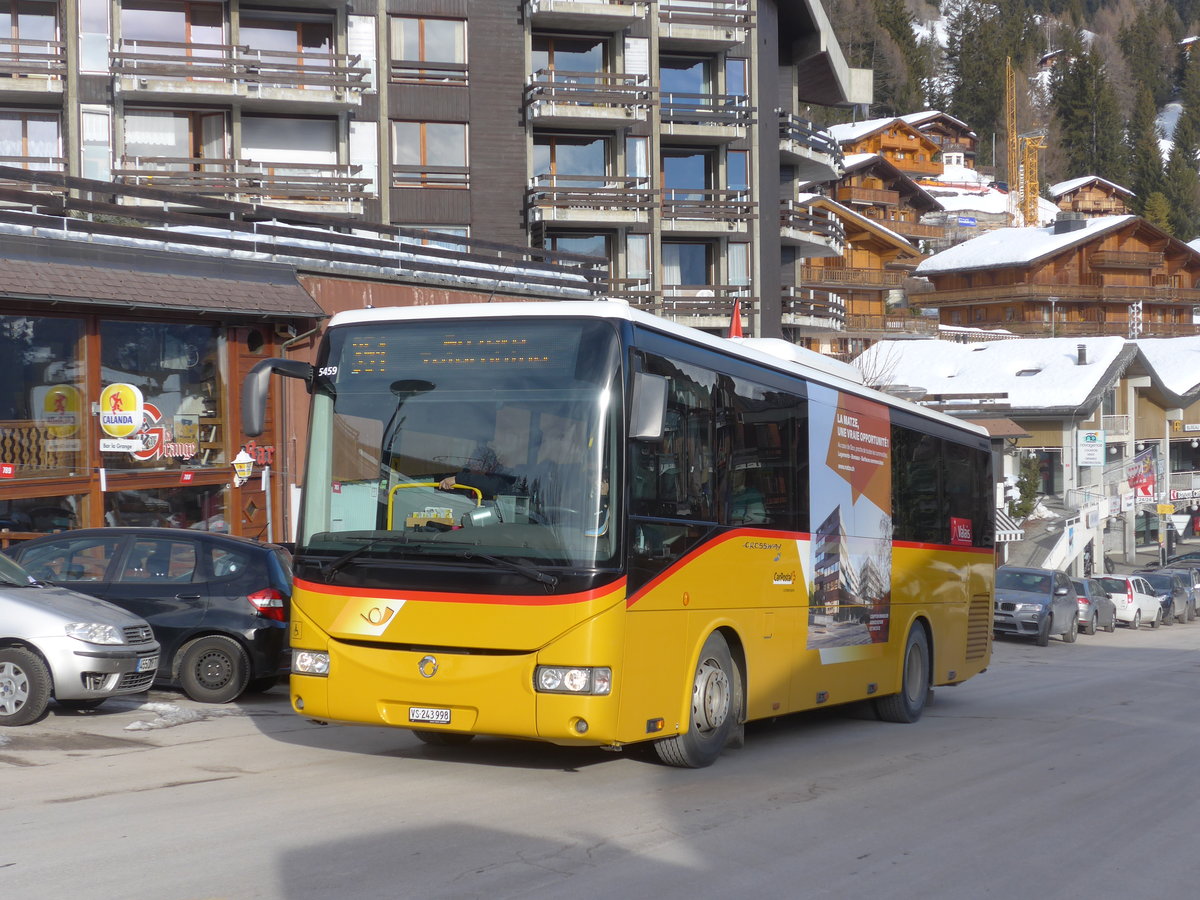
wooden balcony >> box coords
[801,265,907,289]
[887,219,944,241]
[973,320,1200,338]
[917,282,1200,306]
[843,314,939,336]
[662,188,753,233]
[660,92,752,142]
[525,70,653,127]
[1089,250,1164,269]
[779,113,843,181]
[114,158,372,206]
[526,174,653,226]
[111,40,369,108]
[835,185,899,207]
[659,0,754,50]
[526,0,648,30]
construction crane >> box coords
[1005,58,1045,226]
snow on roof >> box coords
[809,195,917,250]
[826,117,899,144]
[840,152,880,170]
[900,110,976,137]
[1048,176,1134,199]
[855,336,1128,410]
[1134,336,1200,397]
[916,215,1135,274]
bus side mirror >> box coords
[242,358,314,437]
[630,372,668,441]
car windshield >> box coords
[0,552,36,586]
[996,570,1051,594]
[1141,574,1173,591]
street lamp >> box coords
[232,447,255,487]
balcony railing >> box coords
[960,320,1200,337]
[390,59,467,85]
[843,314,939,335]
[800,265,907,289]
[0,37,65,77]
[111,40,370,93]
[657,285,754,319]
[918,283,1200,305]
[392,164,469,188]
[0,156,66,185]
[662,188,753,225]
[778,113,843,174]
[526,174,653,219]
[659,0,753,30]
[1089,250,1164,269]
[525,69,653,119]
[782,288,845,324]
[885,219,943,240]
[780,201,844,244]
[661,92,752,129]
[114,158,371,201]
[526,1,648,29]
[1103,415,1130,437]
[835,185,899,207]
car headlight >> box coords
[65,622,125,645]
[1015,602,1045,613]
[535,665,611,695]
[293,650,330,676]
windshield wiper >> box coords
[456,551,559,590]
[318,535,421,582]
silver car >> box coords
[993,565,1079,646]
[0,552,160,726]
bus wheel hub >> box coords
[693,660,730,732]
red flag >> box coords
[728,300,744,338]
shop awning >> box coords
[0,236,322,320]
[996,509,1025,543]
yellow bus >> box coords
[244,302,993,767]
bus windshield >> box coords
[297,317,622,576]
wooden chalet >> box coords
[1049,176,1134,218]
[901,111,978,170]
[826,116,943,179]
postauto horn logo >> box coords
[98,383,144,438]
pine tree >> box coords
[1052,46,1128,185]
[1119,2,1178,107]
[1126,87,1166,213]
[1143,191,1174,233]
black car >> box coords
[1133,569,1190,626]
[7,528,292,703]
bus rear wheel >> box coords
[655,632,739,768]
[874,625,930,724]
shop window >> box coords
[0,315,87,480]
[99,321,224,471]
[105,484,227,531]
[0,495,85,534]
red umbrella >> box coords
[728,299,744,338]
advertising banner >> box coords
[1076,429,1105,466]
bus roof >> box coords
[326,301,988,439]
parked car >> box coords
[0,552,159,726]
[1157,567,1200,620]
[1096,574,1162,629]
[1164,550,1200,567]
[993,566,1079,646]
[1134,570,1192,625]
[1070,578,1118,635]
[7,528,291,703]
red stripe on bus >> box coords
[626,528,810,608]
[294,576,626,607]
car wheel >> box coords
[412,730,475,746]
[1035,615,1051,647]
[178,635,250,703]
[56,698,107,712]
[1062,612,1078,643]
[1150,608,1162,629]
[876,625,932,723]
[1083,612,1097,636]
[1104,611,1117,633]
[1188,602,1197,622]
[1177,603,1188,625]
[0,647,52,727]
[654,631,741,768]
[1131,610,1141,629]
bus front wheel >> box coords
[875,625,930,724]
[655,631,740,768]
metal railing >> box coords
[843,314,939,335]
[0,37,65,76]
[661,92,752,128]
[526,174,654,214]
[780,201,845,243]
[111,40,369,92]
[659,0,754,29]
[114,158,372,201]
[662,187,753,224]
[391,163,469,188]
[778,113,843,162]
[525,69,653,110]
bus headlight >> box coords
[535,666,611,695]
[294,650,330,676]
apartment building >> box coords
[1,0,869,338]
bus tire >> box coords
[655,631,738,768]
[412,730,475,747]
[874,625,930,724]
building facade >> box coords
[2,0,870,338]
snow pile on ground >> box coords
[1027,500,1062,521]
[124,701,248,732]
